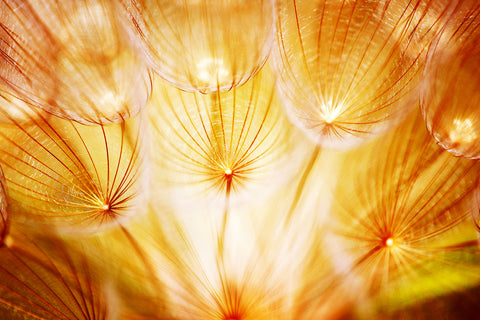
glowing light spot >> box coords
[3,236,13,248]
[385,238,394,247]
[224,168,232,175]
[102,204,110,211]
[320,100,342,124]
[196,57,230,84]
[449,118,477,144]
[97,91,124,113]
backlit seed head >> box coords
[329,111,480,297]
[0,108,146,234]
[421,4,480,159]
[122,0,275,93]
[0,0,152,125]
[149,68,302,207]
[272,0,421,148]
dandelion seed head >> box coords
[150,67,301,208]
[0,113,144,233]
[329,111,480,298]
[125,0,275,92]
[272,0,421,148]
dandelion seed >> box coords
[271,0,424,148]
[69,213,170,320]
[149,68,302,208]
[143,204,298,320]
[380,0,459,58]
[122,0,275,93]
[0,0,152,124]
[0,107,146,233]
[329,111,480,304]
[421,3,480,159]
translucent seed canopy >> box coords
[432,0,480,55]
[272,0,422,148]
[148,68,299,206]
[0,0,58,123]
[123,0,275,93]
[329,111,480,294]
[0,109,146,233]
[0,0,152,124]
[421,10,480,159]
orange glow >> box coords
[0,1,480,319]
